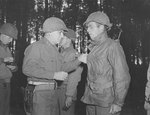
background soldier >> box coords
[0,23,18,115]
[55,28,83,115]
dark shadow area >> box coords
[75,63,87,115]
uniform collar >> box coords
[88,34,109,50]
[43,37,59,50]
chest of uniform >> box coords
[40,46,63,71]
[88,44,108,61]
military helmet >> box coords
[65,29,76,41]
[42,17,68,33]
[0,23,18,39]
[84,11,112,28]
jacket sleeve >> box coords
[108,42,131,107]
[62,59,81,73]
[66,67,83,98]
[22,44,54,79]
[61,50,81,73]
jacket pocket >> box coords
[92,84,114,104]
[90,81,113,94]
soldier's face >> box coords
[87,22,104,40]
[60,36,71,49]
[50,30,64,44]
[0,34,13,45]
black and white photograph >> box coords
[0,0,150,115]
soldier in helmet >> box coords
[22,17,69,115]
[55,28,83,115]
[0,23,18,115]
[78,11,131,115]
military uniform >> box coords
[81,11,131,115]
[0,43,12,115]
[81,36,130,115]
[0,23,18,115]
[22,17,68,115]
[55,45,82,115]
[55,29,83,115]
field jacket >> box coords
[0,42,13,82]
[22,38,63,82]
[81,36,131,107]
[23,38,81,83]
[61,46,83,99]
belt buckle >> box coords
[50,81,57,89]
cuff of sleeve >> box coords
[113,101,124,107]
[66,94,73,97]
[66,94,77,100]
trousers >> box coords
[86,104,120,115]
[55,86,75,115]
[0,82,10,115]
[32,89,57,115]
